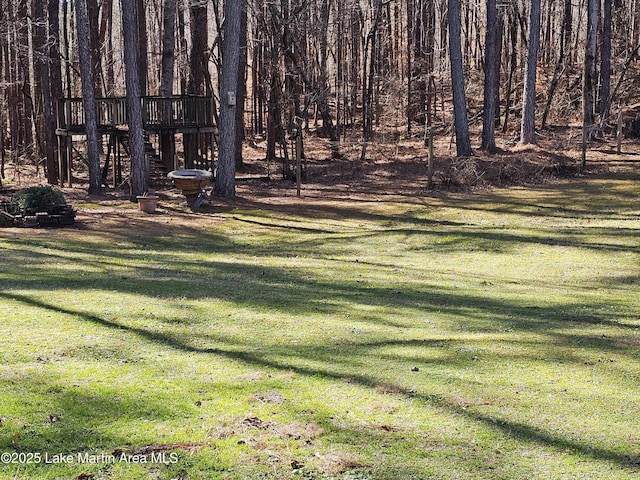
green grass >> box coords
[0,174,639,479]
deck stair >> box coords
[56,96,216,188]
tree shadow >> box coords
[1,175,638,475]
[0,370,179,453]
[1,291,639,473]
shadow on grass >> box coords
[2,291,639,472]
[432,175,640,222]
[0,379,179,454]
[238,171,640,223]
[1,174,638,475]
[0,242,636,333]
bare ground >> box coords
[1,126,638,234]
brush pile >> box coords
[0,185,75,227]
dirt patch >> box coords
[237,127,637,205]
[1,126,638,233]
[249,391,287,405]
[316,450,368,476]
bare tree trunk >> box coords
[0,38,4,185]
[263,0,282,167]
[610,43,640,107]
[563,0,573,66]
[317,0,339,158]
[159,0,177,97]
[481,0,498,151]
[502,8,518,133]
[542,0,569,128]
[103,0,116,95]
[424,1,436,129]
[447,0,472,157]
[598,0,613,125]
[136,0,148,96]
[406,0,413,133]
[87,0,102,95]
[75,0,102,194]
[33,0,58,184]
[235,4,247,171]
[121,0,148,198]
[32,2,46,164]
[583,0,598,145]
[16,0,34,158]
[520,0,542,145]
[362,0,383,143]
[215,0,243,197]
[98,0,113,92]
[46,0,62,184]
[60,0,73,183]
[187,0,207,95]
[185,0,208,168]
[158,0,177,170]
[493,8,504,126]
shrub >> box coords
[9,185,68,216]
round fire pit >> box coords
[167,169,212,209]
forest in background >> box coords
[0,0,639,196]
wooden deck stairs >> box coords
[56,96,217,188]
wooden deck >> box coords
[56,96,216,135]
[55,95,217,188]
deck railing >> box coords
[143,96,215,129]
[57,96,215,132]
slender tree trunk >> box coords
[542,0,569,128]
[159,0,177,170]
[46,0,61,185]
[583,0,599,143]
[598,0,613,125]
[610,43,640,107]
[185,0,208,168]
[187,1,208,95]
[447,0,472,157]
[33,0,58,184]
[406,0,413,133]
[159,0,177,97]
[136,0,148,96]
[493,8,504,126]
[0,38,4,185]
[502,8,517,133]
[265,3,281,167]
[104,0,116,95]
[121,0,147,198]
[177,1,188,94]
[60,0,73,182]
[87,0,102,95]
[32,4,46,164]
[481,0,498,151]
[98,0,112,84]
[235,4,248,170]
[75,0,102,194]
[542,0,552,64]
[317,0,339,157]
[215,0,243,197]
[424,1,436,129]
[362,0,384,143]
[520,0,542,145]
[563,0,573,66]
[17,0,34,158]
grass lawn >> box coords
[0,173,638,479]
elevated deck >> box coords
[56,96,216,135]
[55,95,217,188]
